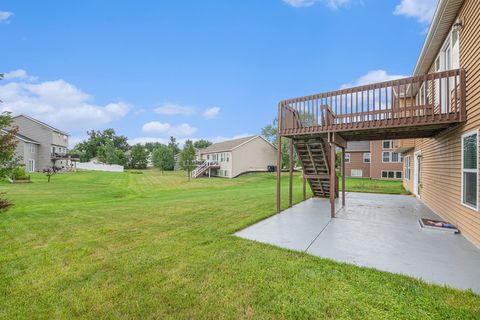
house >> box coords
[174,148,202,171]
[345,140,403,179]
[9,115,76,172]
[192,135,277,178]
[275,0,480,247]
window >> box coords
[28,159,35,172]
[404,156,411,180]
[220,153,225,162]
[382,151,391,163]
[462,131,478,209]
[345,153,350,163]
[30,144,36,153]
[363,153,371,163]
[382,140,393,149]
[351,169,363,177]
[382,171,402,179]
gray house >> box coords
[9,115,74,172]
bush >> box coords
[11,167,29,180]
[0,193,12,212]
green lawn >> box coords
[0,171,478,319]
[345,177,410,195]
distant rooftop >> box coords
[200,135,266,154]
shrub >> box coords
[0,193,11,212]
[11,167,29,180]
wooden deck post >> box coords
[277,103,282,213]
[341,147,345,207]
[330,142,336,218]
[302,174,306,201]
[289,139,293,208]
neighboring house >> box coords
[9,115,75,172]
[1,129,40,173]
[345,140,403,179]
[193,135,276,178]
[277,0,480,247]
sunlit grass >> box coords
[0,170,477,319]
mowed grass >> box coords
[345,177,410,195]
[0,170,478,319]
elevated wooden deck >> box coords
[279,69,466,141]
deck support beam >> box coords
[289,139,293,208]
[341,147,345,207]
[303,174,306,201]
[329,142,336,218]
[276,103,282,213]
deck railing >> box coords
[279,69,466,135]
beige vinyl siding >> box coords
[231,137,276,178]
[402,150,414,193]
[413,0,480,246]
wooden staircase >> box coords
[293,138,337,198]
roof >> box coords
[413,0,464,75]
[346,141,370,152]
[199,135,276,154]
[1,129,40,144]
[13,114,69,136]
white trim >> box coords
[381,170,403,180]
[461,129,479,211]
[363,152,371,163]
[27,159,35,173]
[414,150,422,198]
[351,169,363,177]
[404,155,411,181]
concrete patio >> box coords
[236,192,480,293]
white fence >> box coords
[75,162,124,172]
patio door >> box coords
[413,151,422,198]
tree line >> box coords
[72,129,212,171]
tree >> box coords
[0,112,18,212]
[152,144,175,174]
[261,118,297,169]
[0,112,20,179]
[168,136,180,155]
[193,139,212,149]
[43,166,61,183]
[180,140,197,181]
[75,128,129,163]
[128,144,148,169]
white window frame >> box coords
[345,153,350,163]
[363,152,371,163]
[30,143,36,153]
[381,170,402,180]
[28,159,35,172]
[351,169,363,177]
[382,140,393,149]
[404,155,411,180]
[382,151,391,163]
[461,130,479,211]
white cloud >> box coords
[0,11,13,23]
[283,0,350,9]
[341,70,408,88]
[394,0,437,23]
[203,107,220,119]
[154,103,195,116]
[142,121,197,137]
[3,69,37,81]
[0,71,130,134]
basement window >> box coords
[462,131,478,210]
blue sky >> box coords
[0,0,438,147]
